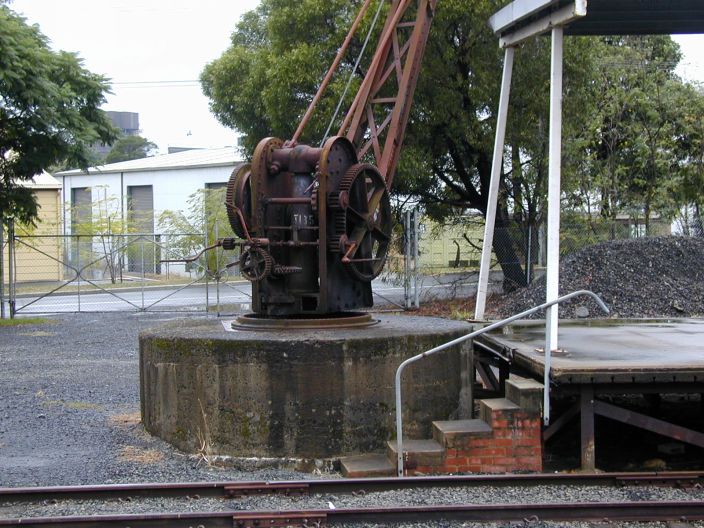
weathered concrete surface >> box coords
[477,318,704,384]
[139,315,472,459]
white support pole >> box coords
[475,46,515,321]
[544,26,564,426]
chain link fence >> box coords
[2,212,694,315]
[390,215,685,297]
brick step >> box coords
[339,453,395,478]
[386,438,444,471]
[339,377,545,477]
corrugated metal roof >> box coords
[566,0,704,35]
[18,171,62,189]
[491,0,704,39]
[55,147,242,176]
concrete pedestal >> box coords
[139,314,472,459]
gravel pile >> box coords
[490,236,704,319]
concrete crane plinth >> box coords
[139,314,472,462]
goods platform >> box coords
[474,318,704,470]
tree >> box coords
[201,0,695,290]
[104,135,158,164]
[563,36,695,236]
[158,187,235,280]
[0,5,117,227]
[671,82,704,237]
[68,186,130,284]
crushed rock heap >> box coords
[489,236,704,320]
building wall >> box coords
[3,188,62,283]
[419,218,488,271]
[60,165,235,233]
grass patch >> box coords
[18,330,55,337]
[64,401,103,411]
[118,446,164,464]
[0,317,54,327]
[109,411,141,427]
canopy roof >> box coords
[490,0,704,42]
[566,0,704,36]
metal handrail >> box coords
[394,290,609,477]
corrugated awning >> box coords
[565,0,704,36]
[490,0,704,44]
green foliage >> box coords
[562,36,704,235]
[105,135,158,164]
[0,5,118,227]
[201,0,704,288]
[158,188,235,279]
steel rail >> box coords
[2,471,703,504]
[3,500,704,527]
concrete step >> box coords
[480,397,520,425]
[432,419,493,448]
[339,453,395,478]
[386,438,445,468]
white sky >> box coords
[8,1,704,155]
[11,0,261,154]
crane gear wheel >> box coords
[240,246,273,282]
[335,163,392,282]
[226,163,253,238]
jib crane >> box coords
[222,0,437,317]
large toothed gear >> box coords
[226,163,253,238]
[240,246,273,282]
[334,163,392,282]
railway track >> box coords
[2,472,704,527]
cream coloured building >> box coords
[3,172,63,283]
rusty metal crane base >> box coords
[216,0,437,319]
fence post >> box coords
[0,223,5,319]
[413,209,420,309]
[404,210,411,309]
[8,220,15,318]
[76,235,81,313]
[215,215,220,317]
[165,235,170,281]
[141,239,145,310]
[204,229,209,312]
[526,224,532,285]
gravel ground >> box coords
[490,236,704,319]
[0,312,311,488]
[3,311,704,526]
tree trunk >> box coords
[694,203,704,238]
[492,212,528,292]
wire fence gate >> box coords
[2,229,250,316]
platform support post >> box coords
[580,384,596,471]
[544,26,564,425]
[475,46,514,320]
